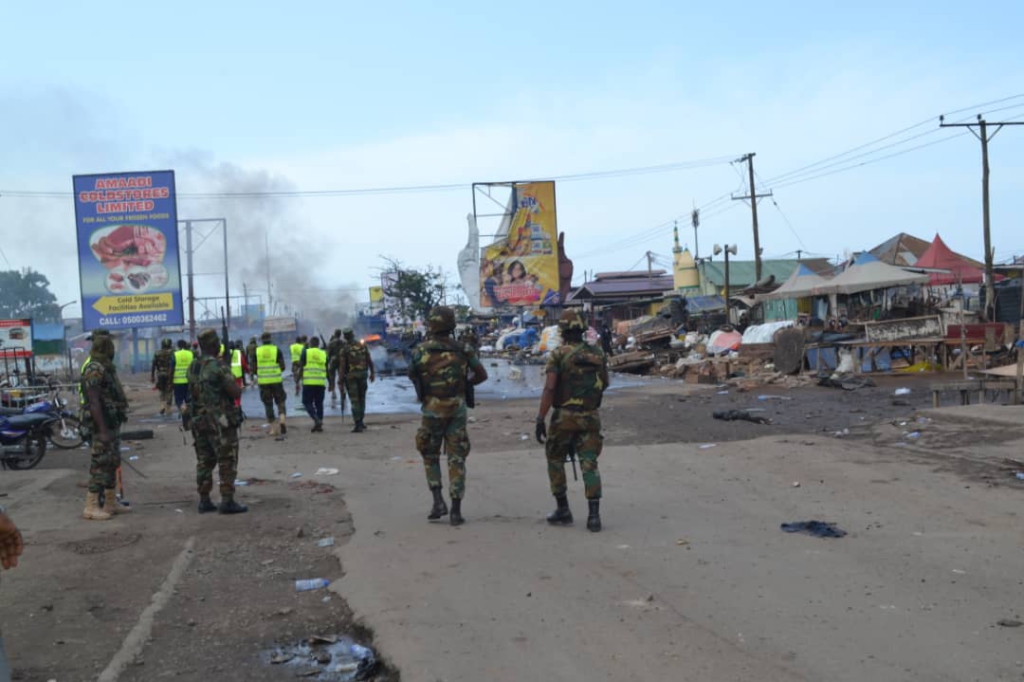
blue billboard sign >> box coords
[73,170,184,331]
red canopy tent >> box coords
[915,234,991,286]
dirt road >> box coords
[1,375,1023,681]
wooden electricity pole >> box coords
[732,153,773,282]
[939,115,1024,321]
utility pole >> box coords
[940,114,1024,320]
[184,220,196,341]
[732,153,772,282]
[646,251,655,280]
[264,230,273,316]
[796,249,803,261]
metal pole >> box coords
[264,230,273,316]
[724,249,731,325]
[185,220,196,341]
[132,327,139,374]
[747,156,762,282]
[222,219,231,331]
[980,119,995,321]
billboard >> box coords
[264,316,298,334]
[479,181,561,309]
[73,170,183,331]
[0,319,33,358]
[368,286,384,304]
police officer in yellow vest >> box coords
[290,336,305,397]
[230,342,246,405]
[170,339,194,417]
[257,332,288,436]
[299,337,328,432]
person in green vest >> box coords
[299,336,328,432]
[169,339,194,418]
[257,332,288,436]
[290,335,305,397]
[229,342,247,407]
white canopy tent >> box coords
[811,253,928,296]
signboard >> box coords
[264,316,298,334]
[0,319,33,358]
[73,170,184,331]
[368,286,384,304]
[479,181,561,309]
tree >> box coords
[379,258,447,325]
[0,269,58,321]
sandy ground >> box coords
[1,372,1023,681]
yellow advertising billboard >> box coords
[480,181,560,309]
[368,286,384,304]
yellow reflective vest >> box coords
[230,349,243,379]
[290,343,303,364]
[173,349,194,385]
[303,348,327,387]
[257,345,283,385]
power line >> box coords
[762,93,1024,186]
[0,155,738,200]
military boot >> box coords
[427,488,448,520]
[198,495,217,514]
[357,420,366,432]
[219,497,249,515]
[83,491,112,521]
[104,490,132,514]
[279,415,287,435]
[449,498,464,526]
[546,494,573,525]
[586,499,602,533]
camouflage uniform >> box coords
[544,342,608,500]
[339,336,372,425]
[409,336,483,500]
[152,344,174,409]
[81,346,126,494]
[326,332,343,395]
[188,336,244,499]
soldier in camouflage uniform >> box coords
[151,338,174,414]
[187,328,247,514]
[326,329,343,403]
[337,328,376,432]
[409,307,488,526]
[81,331,131,521]
[246,336,258,384]
[535,309,609,532]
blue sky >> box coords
[2,0,1023,317]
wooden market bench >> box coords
[930,378,1020,407]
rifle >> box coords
[566,443,578,481]
[339,376,347,423]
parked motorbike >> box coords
[0,411,51,470]
[0,388,83,450]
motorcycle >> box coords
[0,387,83,450]
[0,411,52,470]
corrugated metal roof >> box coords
[698,260,804,288]
[568,274,675,301]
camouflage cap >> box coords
[161,338,172,349]
[197,328,219,348]
[342,328,355,339]
[334,329,342,337]
[261,332,273,343]
[558,309,587,332]
[428,306,456,333]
